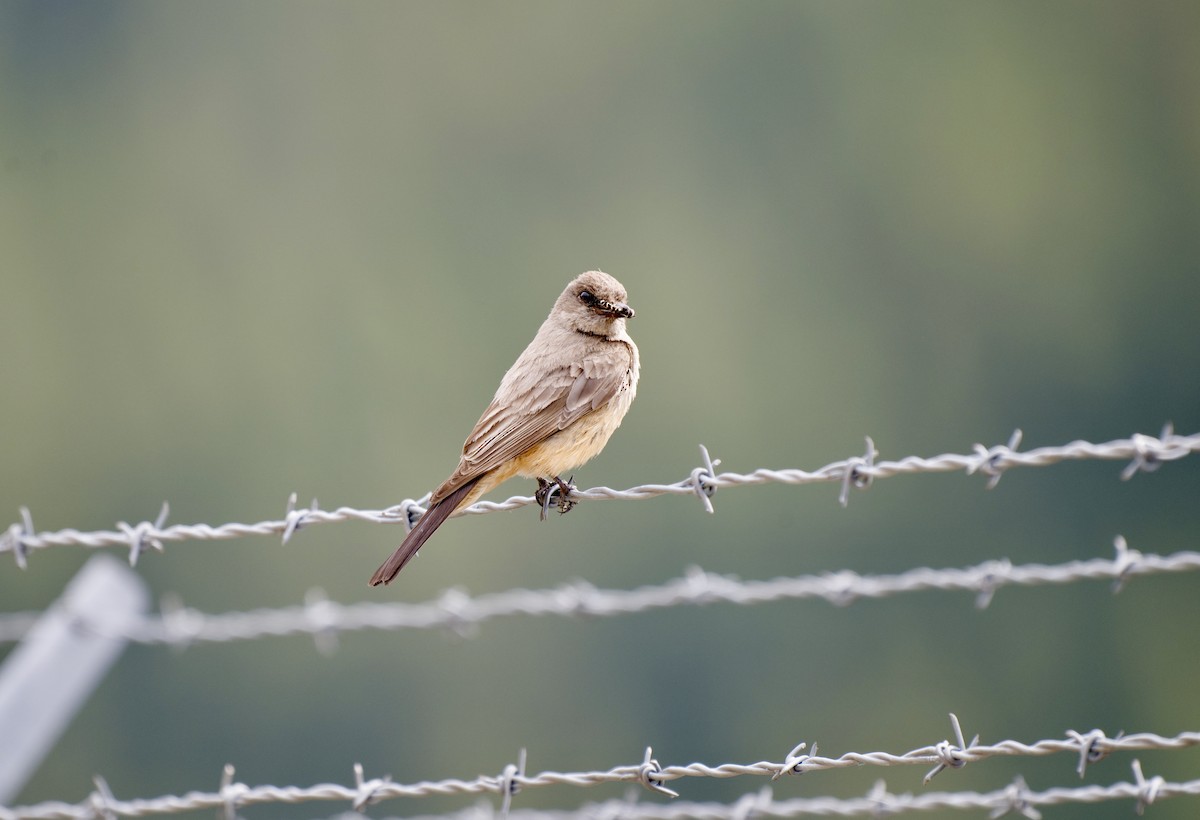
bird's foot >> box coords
[535,476,578,520]
[553,475,577,516]
[535,477,554,521]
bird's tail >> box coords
[368,478,480,586]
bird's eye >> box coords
[578,290,595,305]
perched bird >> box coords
[369,270,640,586]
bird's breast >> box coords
[512,383,635,479]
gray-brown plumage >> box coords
[369,270,639,586]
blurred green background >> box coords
[3,2,1200,818]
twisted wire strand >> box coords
[3,428,1196,566]
[1,540,1194,648]
[2,728,1195,819]
[325,772,1200,820]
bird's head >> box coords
[554,270,634,337]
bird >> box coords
[369,270,640,586]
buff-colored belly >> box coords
[453,393,633,512]
[510,407,623,479]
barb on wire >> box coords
[119,502,170,567]
[1121,422,1183,480]
[4,540,1196,649]
[923,714,979,783]
[772,742,817,781]
[499,749,528,815]
[1067,728,1122,779]
[838,436,877,507]
[351,763,390,812]
[87,777,117,820]
[688,444,720,514]
[2,507,34,569]
[3,729,1198,820]
[1131,758,1165,815]
[217,764,245,820]
[637,748,679,798]
[4,428,1199,565]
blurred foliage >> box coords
[2,2,1200,818]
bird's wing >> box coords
[429,342,633,504]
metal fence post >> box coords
[0,555,149,803]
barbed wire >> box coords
[1,536,1193,650]
[328,766,1198,820]
[3,720,1196,820]
[3,426,1196,569]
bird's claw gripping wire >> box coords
[535,476,577,521]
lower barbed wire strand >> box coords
[3,733,1199,820]
[323,774,1200,820]
[2,543,1195,647]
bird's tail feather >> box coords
[368,478,480,586]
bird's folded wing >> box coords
[429,346,632,504]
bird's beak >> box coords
[604,301,634,319]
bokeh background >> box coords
[3,2,1200,818]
